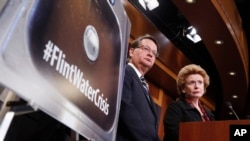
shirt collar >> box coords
[128,63,143,78]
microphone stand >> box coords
[229,106,240,120]
[226,101,240,120]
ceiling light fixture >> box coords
[229,72,236,76]
[214,40,224,45]
[185,0,196,4]
[138,0,159,11]
[232,95,238,99]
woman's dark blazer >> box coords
[163,97,215,141]
[116,65,160,141]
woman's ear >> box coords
[182,89,185,93]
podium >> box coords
[179,120,250,141]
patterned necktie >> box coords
[140,76,151,102]
[140,76,149,91]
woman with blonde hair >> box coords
[163,64,215,141]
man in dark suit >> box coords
[116,34,160,141]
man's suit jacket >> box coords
[116,65,160,141]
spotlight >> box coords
[185,26,202,43]
[139,0,159,11]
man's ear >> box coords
[129,47,137,58]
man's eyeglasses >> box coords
[136,45,159,57]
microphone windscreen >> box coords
[226,101,233,109]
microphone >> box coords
[226,101,240,120]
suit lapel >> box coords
[127,65,158,119]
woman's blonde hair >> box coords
[176,64,210,95]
